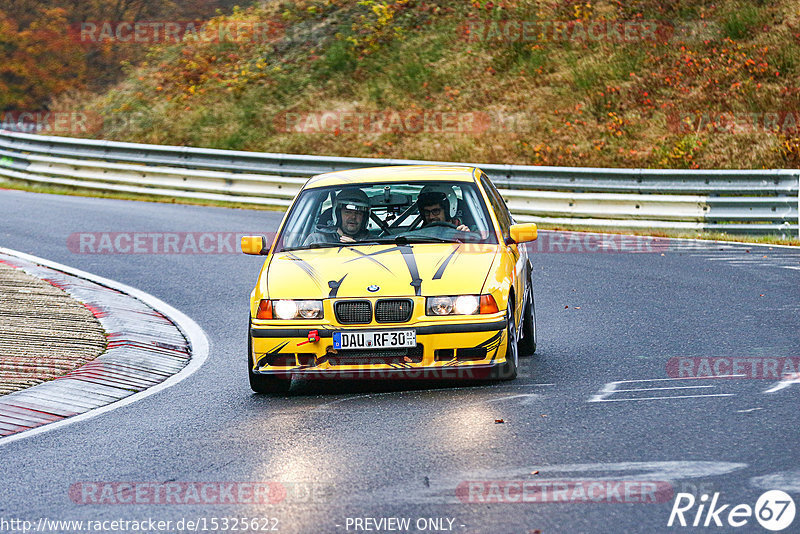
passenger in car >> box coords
[417,189,470,232]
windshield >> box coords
[275,180,499,252]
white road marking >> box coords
[686,244,800,271]
[601,376,745,384]
[0,247,209,447]
[751,470,800,492]
[594,394,734,402]
[614,385,715,392]
[736,407,763,413]
[589,376,743,403]
[763,373,800,393]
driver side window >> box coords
[314,191,336,230]
[479,173,512,239]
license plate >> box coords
[333,330,416,350]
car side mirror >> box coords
[241,235,269,255]
[509,223,538,244]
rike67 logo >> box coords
[668,490,795,531]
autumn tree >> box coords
[0,8,89,110]
[0,0,240,111]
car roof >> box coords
[303,165,479,189]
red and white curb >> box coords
[0,247,208,445]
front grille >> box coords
[375,299,414,323]
[334,300,372,324]
[329,345,424,366]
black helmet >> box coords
[333,188,370,233]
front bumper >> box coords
[249,317,508,378]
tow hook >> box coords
[297,330,320,346]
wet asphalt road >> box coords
[0,189,798,534]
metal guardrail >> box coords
[1,129,798,236]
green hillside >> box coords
[61,0,800,169]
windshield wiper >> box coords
[307,241,386,248]
[303,243,342,249]
[287,237,454,251]
[393,235,457,244]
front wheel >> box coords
[491,299,518,380]
[248,324,291,394]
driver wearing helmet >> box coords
[417,187,470,232]
[304,188,372,245]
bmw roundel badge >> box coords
[367,285,380,292]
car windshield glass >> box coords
[275,180,498,251]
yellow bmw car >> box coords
[241,165,538,393]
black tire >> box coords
[248,323,291,394]
[518,272,537,356]
[491,298,518,380]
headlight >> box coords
[426,295,496,316]
[273,300,298,319]
[262,299,323,320]
[296,300,324,319]
[426,296,454,316]
[454,295,479,315]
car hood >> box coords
[267,243,499,299]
